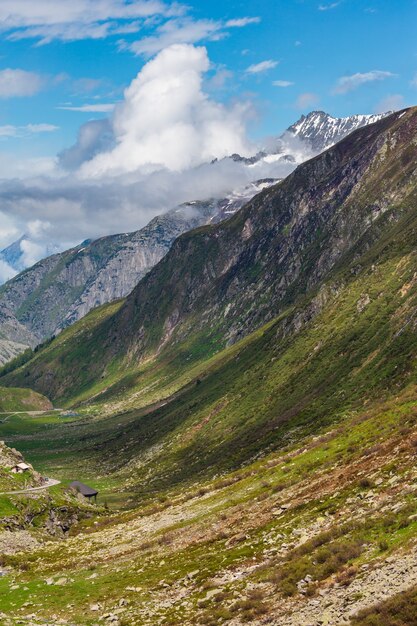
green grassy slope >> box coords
[0,386,52,412]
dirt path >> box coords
[0,478,61,496]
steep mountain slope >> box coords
[9,107,415,402]
[0,110,390,369]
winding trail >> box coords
[0,478,61,496]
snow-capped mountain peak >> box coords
[287,110,391,152]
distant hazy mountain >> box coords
[0,235,60,280]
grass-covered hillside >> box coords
[0,386,52,412]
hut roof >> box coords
[69,480,98,496]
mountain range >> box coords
[0,110,389,366]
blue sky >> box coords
[0,0,416,161]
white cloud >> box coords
[411,73,417,88]
[318,2,341,10]
[246,60,278,74]
[127,18,224,56]
[126,15,262,56]
[0,259,17,282]
[0,154,57,179]
[295,92,319,109]
[19,238,49,268]
[0,126,18,138]
[0,69,43,98]
[58,104,116,113]
[226,17,261,28]
[273,80,294,88]
[80,44,252,176]
[0,0,186,43]
[332,70,395,95]
[374,94,404,113]
[58,119,114,170]
[26,124,59,133]
[0,123,58,138]
[207,68,234,90]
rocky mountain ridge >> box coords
[287,110,389,151]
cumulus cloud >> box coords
[332,70,395,95]
[80,44,252,176]
[411,74,417,88]
[246,60,278,74]
[0,68,43,98]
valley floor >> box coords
[1,387,417,625]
